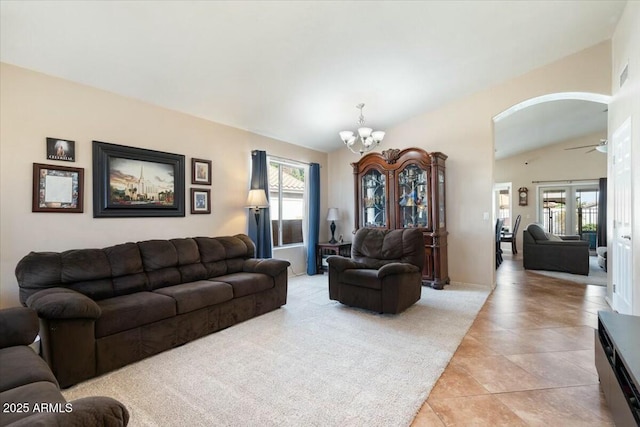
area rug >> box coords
[529,255,608,286]
[63,275,489,427]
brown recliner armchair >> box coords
[327,228,425,314]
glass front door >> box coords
[539,185,599,245]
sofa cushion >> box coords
[104,242,143,276]
[218,235,255,258]
[214,273,273,298]
[0,381,66,426]
[526,223,548,241]
[341,269,382,290]
[105,243,149,296]
[154,281,233,314]
[61,249,111,283]
[0,346,58,393]
[171,238,200,264]
[546,233,563,241]
[194,237,226,262]
[95,292,176,338]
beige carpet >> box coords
[63,275,489,427]
[528,255,608,286]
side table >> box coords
[316,242,352,274]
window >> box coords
[538,184,599,248]
[269,159,305,247]
[493,183,511,229]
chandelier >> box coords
[339,103,385,155]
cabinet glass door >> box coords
[397,164,429,228]
[361,169,386,227]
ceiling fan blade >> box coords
[565,144,598,150]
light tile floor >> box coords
[412,252,615,426]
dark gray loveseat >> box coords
[15,234,289,388]
[523,224,589,275]
[0,307,129,426]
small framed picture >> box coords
[33,163,84,213]
[46,137,75,162]
[192,158,212,185]
[190,188,211,214]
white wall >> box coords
[0,63,328,308]
[328,41,611,288]
[495,131,608,253]
[609,1,640,314]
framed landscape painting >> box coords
[93,141,185,217]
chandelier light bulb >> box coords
[339,131,354,143]
[339,103,385,155]
[371,131,385,142]
[358,127,372,138]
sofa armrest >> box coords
[8,396,129,427]
[560,235,581,241]
[326,256,367,273]
[26,288,101,320]
[243,258,291,277]
[0,307,39,348]
[377,262,420,279]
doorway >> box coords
[538,183,599,248]
[492,92,611,284]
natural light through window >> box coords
[269,159,305,247]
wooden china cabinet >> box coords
[352,147,449,289]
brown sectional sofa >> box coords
[15,234,290,388]
[0,307,129,426]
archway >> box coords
[491,92,610,276]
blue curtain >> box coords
[597,177,607,247]
[306,163,320,274]
[249,150,272,258]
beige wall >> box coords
[609,1,640,314]
[495,131,608,253]
[328,41,611,287]
[0,63,328,308]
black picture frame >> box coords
[190,188,211,214]
[93,141,185,217]
[46,137,75,162]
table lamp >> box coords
[246,189,269,226]
[327,208,339,244]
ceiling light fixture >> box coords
[339,103,385,155]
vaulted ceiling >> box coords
[0,1,626,154]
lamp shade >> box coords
[326,207,339,221]
[245,189,269,208]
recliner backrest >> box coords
[351,228,424,270]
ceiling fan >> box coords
[565,139,608,153]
